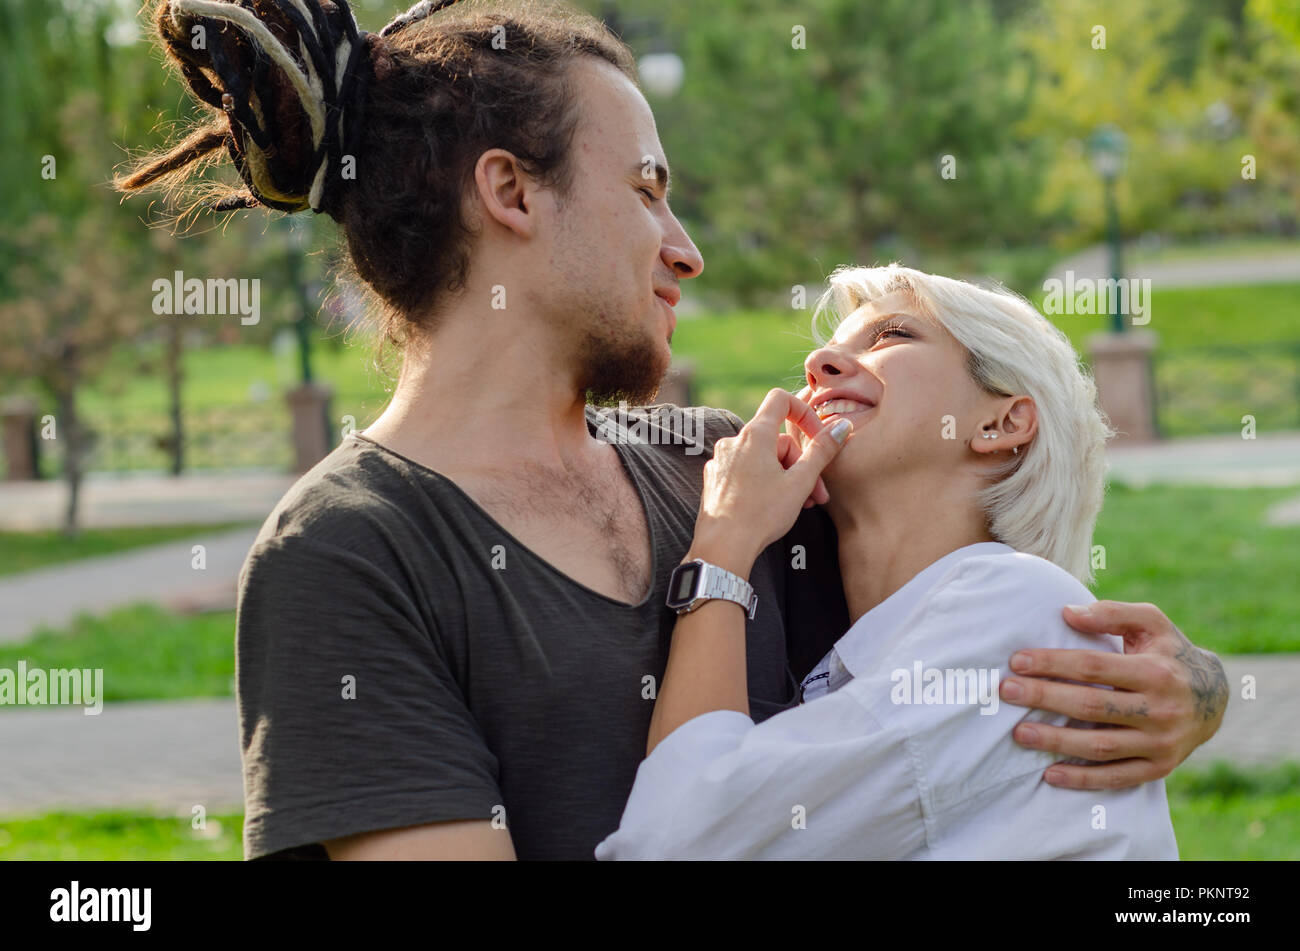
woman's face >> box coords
[798,289,1010,493]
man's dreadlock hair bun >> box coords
[119,0,637,349]
[120,0,376,219]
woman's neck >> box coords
[831,482,996,624]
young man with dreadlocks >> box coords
[118,0,1228,860]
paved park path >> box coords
[0,436,1297,819]
[1047,244,1300,289]
[0,526,259,643]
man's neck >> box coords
[361,300,599,478]
[829,477,996,625]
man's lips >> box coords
[655,293,677,336]
[654,287,681,307]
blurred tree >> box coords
[0,0,335,484]
[618,0,1044,304]
[1018,0,1299,244]
[1251,0,1300,44]
[0,93,148,533]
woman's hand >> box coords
[689,388,852,578]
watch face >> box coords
[667,562,701,608]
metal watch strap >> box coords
[685,560,759,620]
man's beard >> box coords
[578,323,671,407]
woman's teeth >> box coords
[815,398,871,420]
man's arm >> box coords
[324,819,516,860]
[238,532,506,859]
[1001,600,1229,789]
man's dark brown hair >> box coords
[116,0,637,348]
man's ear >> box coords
[473,148,536,238]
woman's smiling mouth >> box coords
[812,396,875,422]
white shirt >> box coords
[595,543,1179,860]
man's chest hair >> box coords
[466,455,651,555]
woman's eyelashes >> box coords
[638,186,659,204]
[867,323,912,346]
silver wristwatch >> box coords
[665,559,758,620]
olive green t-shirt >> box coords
[236,403,847,860]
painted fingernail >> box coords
[1015,724,1039,745]
[1001,679,1023,700]
[1010,651,1032,673]
[830,419,852,443]
[1065,603,1092,616]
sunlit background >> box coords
[0,0,1297,859]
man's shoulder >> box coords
[249,436,428,558]
[587,402,743,458]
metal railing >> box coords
[1153,342,1300,438]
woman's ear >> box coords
[970,395,1037,455]
[1000,396,1037,452]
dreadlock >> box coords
[117,0,637,347]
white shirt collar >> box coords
[831,542,1014,680]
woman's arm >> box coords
[646,389,850,755]
[646,546,754,756]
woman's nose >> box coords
[804,346,854,390]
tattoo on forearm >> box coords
[1174,639,1229,722]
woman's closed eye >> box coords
[638,186,659,203]
[872,323,912,344]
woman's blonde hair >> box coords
[812,263,1114,585]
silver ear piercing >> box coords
[981,432,998,439]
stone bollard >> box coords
[657,359,696,407]
[1088,330,1159,443]
[1,395,40,480]
[285,382,335,473]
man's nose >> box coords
[804,346,855,389]
[662,213,703,279]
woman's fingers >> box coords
[752,387,825,443]
[778,432,830,508]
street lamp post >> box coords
[1084,124,1158,442]
[279,216,334,471]
[283,217,315,383]
[1087,124,1128,334]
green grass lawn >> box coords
[1165,761,1300,861]
[1090,484,1300,654]
[1036,282,1300,355]
[0,811,244,861]
[0,605,236,707]
[0,523,251,578]
[21,278,1296,431]
[0,762,1291,859]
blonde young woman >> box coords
[596,264,1179,860]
